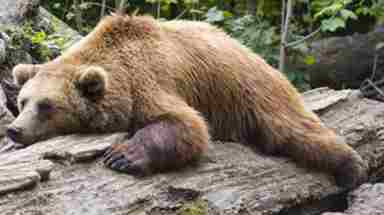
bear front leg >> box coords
[103,111,209,176]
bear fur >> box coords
[9,14,367,188]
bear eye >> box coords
[37,99,55,113]
[20,99,28,110]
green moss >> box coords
[2,20,71,62]
[178,200,208,215]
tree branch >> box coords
[286,27,321,48]
[100,0,106,18]
[73,0,83,31]
[279,0,292,73]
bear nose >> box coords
[6,126,23,142]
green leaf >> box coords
[315,3,343,19]
[189,9,204,14]
[31,31,46,44]
[356,7,372,16]
[340,9,358,20]
[286,71,296,82]
[53,3,61,9]
[66,12,75,20]
[321,17,346,32]
[79,3,91,10]
[376,42,384,51]
[223,11,233,18]
[184,0,199,4]
[304,55,316,65]
[205,7,225,23]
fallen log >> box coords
[0,88,382,214]
[289,28,384,90]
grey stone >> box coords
[0,0,40,25]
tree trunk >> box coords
[247,0,257,16]
[73,0,83,32]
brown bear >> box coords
[8,14,367,188]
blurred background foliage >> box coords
[40,0,384,90]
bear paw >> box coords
[103,142,151,176]
[334,151,368,189]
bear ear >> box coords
[12,64,39,87]
[75,66,108,98]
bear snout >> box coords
[6,126,23,143]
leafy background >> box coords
[38,0,384,90]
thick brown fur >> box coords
[10,15,367,188]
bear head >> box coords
[7,63,108,145]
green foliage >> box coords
[312,0,357,32]
[224,15,280,67]
[304,55,316,65]
[310,0,384,32]
[146,0,178,4]
[252,1,281,19]
[2,21,68,62]
[204,6,233,23]
[285,69,310,91]
[42,0,384,36]
[40,0,383,91]
[356,0,384,23]
[31,31,47,44]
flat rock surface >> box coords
[0,88,383,215]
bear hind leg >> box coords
[285,130,368,189]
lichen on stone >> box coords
[178,200,208,215]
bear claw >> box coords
[110,158,129,169]
[104,153,124,166]
[103,143,150,176]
